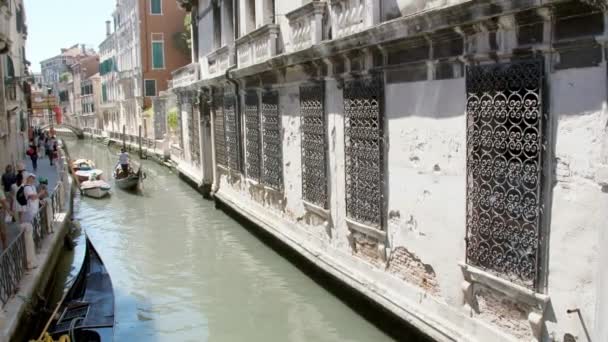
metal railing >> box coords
[32,209,46,251]
[0,170,64,307]
[0,231,27,306]
[51,184,61,217]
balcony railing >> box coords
[286,1,328,53]
[329,0,378,39]
[170,63,199,89]
[206,45,233,79]
[236,24,280,68]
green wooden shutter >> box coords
[102,84,107,102]
[152,42,164,69]
[151,0,161,14]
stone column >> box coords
[20,223,36,269]
[44,199,53,233]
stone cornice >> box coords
[235,24,279,46]
[229,0,566,79]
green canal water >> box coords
[39,138,425,342]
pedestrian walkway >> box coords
[1,156,59,254]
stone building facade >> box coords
[165,1,608,341]
[99,0,191,136]
[0,0,29,168]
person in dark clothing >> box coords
[1,165,15,194]
[28,142,38,171]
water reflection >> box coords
[65,138,395,342]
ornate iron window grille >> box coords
[213,92,226,167]
[177,94,184,149]
[187,92,201,166]
[261,90,283,191]
[465,59,544,289]
[343,75,384,227]
[245,91,261,181]
[224,91,241,171]
[300,82,328,208]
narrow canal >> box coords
[57,138,401,342]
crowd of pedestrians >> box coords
[0,128,53,252]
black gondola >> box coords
[113,163,143,191]
[42,236,114,341]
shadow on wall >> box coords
[385,78,466,120]
[550,66,607,117]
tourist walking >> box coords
[0,188,12,250]
[52,142,60,171]
[20,173,45,224]
[28,141,38,172]
[45,136,53,163]
[2,165,16,221]
[2,164,16,195]
[11,170,25,223]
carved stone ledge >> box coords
[345,218,386,240]
[345,218,387,263]
[303,200,332,237]
[459,263,550,341]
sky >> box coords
[25,0,116,73]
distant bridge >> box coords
[40,123,84,139]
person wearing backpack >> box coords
[11,167,25,223]
[21,173,45,224]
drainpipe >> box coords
[224,65,243,174]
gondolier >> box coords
[118,148,129,174]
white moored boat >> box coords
[75,169,104,182]
[80,180,111,199]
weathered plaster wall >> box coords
[384,78,466,305]
[545,65,607,341]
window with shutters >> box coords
[152,41,165,69]
[343,75,384,228]
[150,0,162,14]
[465,59,544,289]
[300,83,328,208]
[245,91,261,181]
[144,79,156,97]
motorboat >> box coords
[80,180,111,199]
[75,169,103,183]
[71,159,95,171]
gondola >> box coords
[35,236,114,341]
[113,163,143,191]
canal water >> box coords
[56,138,401,342]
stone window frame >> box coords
[463,58,547,291]
[460,58,553,341]
[342,72,386,232]
[213,88,227,168]
[299,80,331,220]
[244,89,262,183]
[260,88,284,191]
[223,88,242,172]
